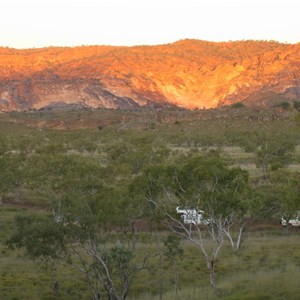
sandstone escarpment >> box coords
[0,40,299,111]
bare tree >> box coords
[149,198,240,289]
[133,153,250,289]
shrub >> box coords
[275,101,290,110]
[231,102,245,109]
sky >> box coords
[1,0,299,49]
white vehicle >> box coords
[280,216,300,227]
[176,206,209,225]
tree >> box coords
[106,142,170,176]
[8,194,149,300]
[132,152,250,289]
[270,170,300,231]
[6,213,67,296]
[238,131,295,180]
[7,154,149,300]
[2,153,29,202]
[163,234,183,298]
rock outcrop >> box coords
[0,39,299,111]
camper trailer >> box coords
[280,215,300,227]
[176,206,209,225]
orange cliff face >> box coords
[0,40,299,111]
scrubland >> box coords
[1,105,300,299]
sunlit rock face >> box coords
[0,40,299,111]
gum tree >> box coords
[7,155,148,300]
[270,170,300,231]
[238,131,295,180]
[132,152,250,289]
[163,234,183,298]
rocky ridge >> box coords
[0,39,299,111]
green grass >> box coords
[134,233,300,300]
[133,265,300,300]
[1,207,300,299]
[0,208,89,300]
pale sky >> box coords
[1,0,299,49]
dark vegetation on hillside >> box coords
[1,106,300,299]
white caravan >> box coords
[176,206,209,225]
[280,215,300,227]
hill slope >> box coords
[0,40,299,111]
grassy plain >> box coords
[1,207,300,300]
